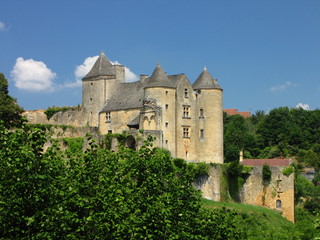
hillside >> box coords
[202,199,305,240]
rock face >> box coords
[194,165,222,201]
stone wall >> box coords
[239,166,295,222]
[23,108,84,127]
[195,165,295,223]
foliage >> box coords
[203,199,299,240]
[44,106,76,120]
[0,121,245,239]
[224,114,256,162]
[294,207,319,240]
[0,73,24,128]
[262,164,272,183]
[295,174,314,203]
[282,165,295,176]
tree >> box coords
[0,123,245,239]
[0,73,24,128]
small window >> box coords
[183,106,190,118]
[165,122,168,127]
[184,88,189,98]
[200,129,204,139]
[199,108,204,118]
[165,104,169,110]
[165,140,168,144]
[90,97,92,101]
[90,83,93,86]
[183,127,190,138]
[276,199,282,209]
[108,130,112,133]
[165,91,168,95]
[106,112,111,122]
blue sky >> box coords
[1,0,319,112]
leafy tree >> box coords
[0,122,245,239]
[224,114,256,162]
[0,73,24,128]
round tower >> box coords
[192,67,223,164]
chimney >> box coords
[239,151,243,163]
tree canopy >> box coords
[0,73,24,128]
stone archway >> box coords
[125,135,136,150]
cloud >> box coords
[296,103,310,110]
[270,81,297,92]
[0,21,6,31]
[66,55,139,88]
[11,57,57,92]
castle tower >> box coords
[192,67,224,163]
[143,64,177,156]
[82,52,124,126]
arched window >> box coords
[149,115,156,129]
[143,116,149,129]
[276,199,282,209]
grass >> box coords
[202,199,298,240]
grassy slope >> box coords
[202,199,299,240]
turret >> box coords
[193,67,223,163]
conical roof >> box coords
[192,67,222,90]
[145,63,175,88]
[83,52,115,80]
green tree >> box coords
[0,73,24,128]
[224,114,256,162]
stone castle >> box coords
[23,52,294,222]
[26,52,224,163]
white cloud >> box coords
[0,21,6,31]
[66,55,139,88]
[270,81,297,92]
[11,57,57,92]
[296,103,310,110]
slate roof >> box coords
[192,67,222,90]
[83,52,115,80]
[101,81,145,112]
[241,159,291,167]
[145,63,176,88]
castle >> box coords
[81,52,224,163]
[23,52,294,222]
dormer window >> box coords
[106,112,111,122]
[184,89,189,98]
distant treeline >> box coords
[224,107,320,169]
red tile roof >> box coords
[224,109,251,118]
[241,158,291,167]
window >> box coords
[106,112,111,122]
[90,83,93,86]
[183,105,190,118]
[108,130,112,133]
[183,127,190,138]
[200,129,204,139]
[276,200,282,209]
[184,88,189,98]
[90,97,92,101]
[165,122,168,127]
[199,108,204,118]
[165,90,168,95]
[165,140,168,144]
[165,104,169,110]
